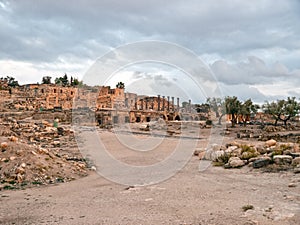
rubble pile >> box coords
[198,139,300,172]
[0,117,88,190]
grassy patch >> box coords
[3,185,16,190]
[242,204,254,212]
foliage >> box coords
[240,145,258,160]
[239,99,259,126]
[55,73,69,86]
[207,97,226,125]
[225,96,241,127]
[242,205,254,212]
[42,76,52,84]
[263,97,299,127]
[0,76,19,87]
[116,81,125,89]
[54,73,82,87]
[182,101,189,108]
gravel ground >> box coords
[1,130,300,225]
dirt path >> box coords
[1,132,300,225]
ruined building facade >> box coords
[0,84,209,125]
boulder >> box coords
[252,157,271,168]
[226,145,239,152]
[9,136,18,142]
[265,139,277,147]
[292,157,300,166]
[15,167,25,174]
[212,144,224,151]
[0,142,8,149]
[203,150,225,161]
[227,157,245,168]
[256,145,267,154]
[273,155,293,165]
[294,144,300,153]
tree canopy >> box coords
[0,76,19,88]
[116,82,125,89]
[263,97,299,127]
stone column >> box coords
[177,97,180,111]
[151,97,154,109]
[135,97,138,110]
[141,99,143,110]
[162,96,165,111]
[189,99,191,113]
[171,97,174,111]
[145,98,148,110]
[157,95,160,111]
[167,96,170,111]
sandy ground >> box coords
[1,130,300,225]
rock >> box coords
[226,141,240,148]
[256,145,267,154]
[57,127,64,135]
[252,157,271,168]
[31,150,37,155]
[294,144,299,152]
[292,157,300,166]
[198,151,206,159]
[291,152,300,158]
[265,139,277,147]
[0,142,8,149]
[53,141,60,147]
[15,167,25,174]
[9,136,18,142]
[228,157,245,168]
[226,145,239,152]
[90,166,97,171]
[17,173,23,183]
[241,151,259,160]
[273,155,293,165]
[288,183,297,188]
[16,149,24,156]
[9,156,16,161]
[20,163,26,168]
[294,167,300,174]
[38,148,49,154]
[204,150,225,161]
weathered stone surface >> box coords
[203,150,225,161]
[292,157,300,166]
[228,157,245,168]
[9,136,18,142]
[288,183,297,188]
[252,157,271,168]
[15,166,25,174]
[265,139,277,147]
[0,142,8,149]
[256,145,267,154]
[273,155,293,165]
[212,144,226,151]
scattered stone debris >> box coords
[0,116,89,190]
[201,138,300,171]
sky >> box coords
[0,0,299,104]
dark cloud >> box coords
[0,0,299,102]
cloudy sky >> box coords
[0,0,299,103]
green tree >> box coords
[1,76,19,87]
[116,81,125,89]
[42,76,52,84]
[263,97,299,127]
[55,73,69,87]
[225,96,241,127]
[71,77,80,86]
[207,97,226,125]
[239,99,259,126]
